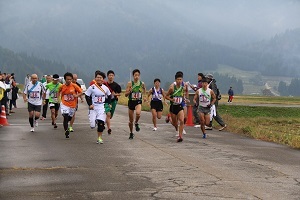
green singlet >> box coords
[129,80,143,101]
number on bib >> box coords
[132,92,142,99]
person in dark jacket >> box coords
[228,86,234,103]
[9,81,19,113]
[206,74,227,131]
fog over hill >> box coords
[0,0,300,86]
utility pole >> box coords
[129,67,132,82]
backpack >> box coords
[217,88,222,100]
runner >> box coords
[193,78,216,138]
[125,69,146,139]
[165,72,186,142]
[22,74,46,132]
[104,70,122,135]
[85,71,111,144]
[44,74,62,129]
[41,75,52,120]
[166,71,189,136]
[69,73,84,132]
[59,72,83,138]
[146,78,167,131]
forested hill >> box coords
[0,46,88,84]
[243,28,300,76]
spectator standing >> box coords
[25,74,31,86]
[188,73,204,128]
[1,73,11,115]
[8,81,19,113]
[228,86,234,103]
[206,74,227,131]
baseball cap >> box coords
[53,74,59,80]
[206,74,213,79]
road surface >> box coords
[0,99,299,199]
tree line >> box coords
[0,46,89,84]
[278,79,300,96]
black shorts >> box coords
[28,102,42,112]
[169,104,183,115]
[49,102,60,111]
[128,100,142,111]
[198,106,211,115]
[150,100,163,112]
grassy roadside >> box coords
[119,93,300,149]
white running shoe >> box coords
[205,125,213,130]
[194,124,200,128]
[183,129,187,135]
[219,124,227,131]
[152,127,157,131]
[30,128,35,132]
[35,120,38,127]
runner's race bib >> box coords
[29,91,40,98]
[131,92,142,99]
[93,96,105,104]
[63,94,74,101]
[173,96,183,105]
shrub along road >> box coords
[0,99,299,199]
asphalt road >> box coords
[0,99,299,200]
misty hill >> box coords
[244,28,300,76]
[0,0,299,88]
[0,46,88,84]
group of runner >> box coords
[124,69,220,142]
[22,69,224,143]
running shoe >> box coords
[40,117,46,120]
[69,127,74,132]
[30,128,35,132]
[129,132,134,139]
[53,123,58,129]
[219,124,227,131]
[97,137,103,144]
[65,130,70,138]
[205,125,213,130]
[135,123,140,132]
[202,133,206,139]
[177,137,183,142]
[108,129,112,135]
[165,116,170,123]
[35,120,38,127]
[194,124,201,128]
[183,129,187,135]
[152,127,157,131]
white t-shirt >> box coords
[85,83,111,110]
[23,81,45,105]
[198,87,212,107]
[43,82,50,99]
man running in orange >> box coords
[59,72,83,138]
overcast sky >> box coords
[1,0,299,46]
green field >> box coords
[212,65,293,95]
